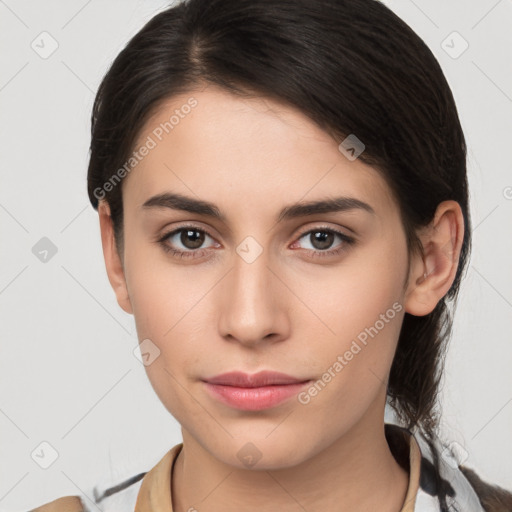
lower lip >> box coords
[202,381,311,411]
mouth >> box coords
[202,370,312,411]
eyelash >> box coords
[156,224,356,260]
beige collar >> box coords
[135,442,183,511]
[134,432,422,511]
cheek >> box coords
[124,253,226,410]
[126,268,204,422]
[295,234,407,398]
[129,273,208,370]
[297,240,407,347]
[294,284,405,440]
[124,234,209,338]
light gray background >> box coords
[1,0,511,510]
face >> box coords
[101,84,417,469]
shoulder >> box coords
[28,444,183,512]
[29,496,84,511]
[90,471,147,510]
[405,423,512,512]
[28,471,147,512]
[459,465,512,512]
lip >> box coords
[202,371,312,411]
[204,370,308,387]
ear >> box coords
[404,200,465,316]
[98,201,133,315]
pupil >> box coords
[181,229,204,249]
[312,231,333,250]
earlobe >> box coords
[404,200,464,317]
[98,201,133,315]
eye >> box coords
[292,227,355,258]
[157,225,355,260]
[157,225,219,259]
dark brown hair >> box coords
[87,1,472,508]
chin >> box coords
[208,436,312,471]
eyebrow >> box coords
[141,192,375,222]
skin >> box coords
[98,84,464,511]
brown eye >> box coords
[309,230,336,250]
[179,229,205,249]
[293,227,356,259]
[158,226,218,258]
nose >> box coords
[217,247,291,348]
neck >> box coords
[172,403,409,512]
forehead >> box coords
[123,85,397,219]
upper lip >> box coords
[203,371,310,387]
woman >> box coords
[31,0,512,510]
